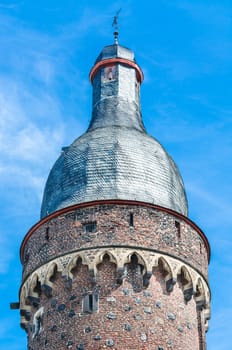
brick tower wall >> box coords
[20,202,210,350]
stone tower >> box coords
[18,41,211,350]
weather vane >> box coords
[112,8,121,44]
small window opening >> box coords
[175,221,181,238]
[45,227,49,240]
[89,294,93,310]
[24,252,29,263]
[103,65,116,82]
[108,68,113,80]
[83,221,97,233]
[199,242,202,254]
[83,292,98,313]
[129,213,134,227]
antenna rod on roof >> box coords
[112,8,121,44]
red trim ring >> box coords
[89,58,144,83]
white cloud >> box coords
[0,245,13,275]
[207,306,232,350]
[0,232,18,275]
[0,78,64,192]
[0,2,22,10]
[34,59,55,85]
[0,316,26,349]
[188,183,232,212]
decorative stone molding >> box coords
[20,247,210,329]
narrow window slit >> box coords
[45,227,50,240]
[83,292,99,313]
[175,220,181,238]
[89,294,93,310]
[199,242,202,254]
[129,213,134,227]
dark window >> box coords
[103,65,116,82]
[83,221,97,233]
[129,213,134,227]
[199,241,202,254]
[45,227,50,240]
[24,252,29,263]
[175,221,181,238]
[83,292,98,313]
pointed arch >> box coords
[195,277,206,309]
[41,262,63,297]
[178,266,194,302]
[46,262,59,284]
[96,252,118,295]
[125,251,147,272]
[20,284,32,323]
[158,257,172,277]
[95,250,118,268]
[124,252,145,292]
[157,256,176,293]
[27,274,41,307]
[68,255,84,279]
[20,285,27,309]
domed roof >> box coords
[40,43,188,218]
[41,126,187,218]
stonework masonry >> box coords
[22,258,206,350]
[20,201,210,350]
[21,202,209,280]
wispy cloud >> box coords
[0,13,82,204]
[0,2,23,10]
[0,7,112,280]
[207,306,232,350]
[187,182,232,219]
[0,236,13,275]
[0,316,26,349]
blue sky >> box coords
[0,0,231,349]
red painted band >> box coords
[89,58,144,83]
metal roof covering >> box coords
[40,44,188,218]
[41,125,188,218]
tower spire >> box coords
[18,35,211,350]
[112,8,121,44]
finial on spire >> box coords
[112,8,121,44]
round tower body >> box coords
[19,43,210,350]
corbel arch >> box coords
[157,256,176,293]
[125,251,147,272]
[95,252,118,294]
[178,266,194,302]
[96,250,118,267]
[27,273,41,307]
[123,252,146,292]
[41,262,59,297]
[195,277,206,309]
[20,285,32,328]
[203,303,211,332]
[88,250,118,285]
[20,285,27,309]
[68,254,86,280]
